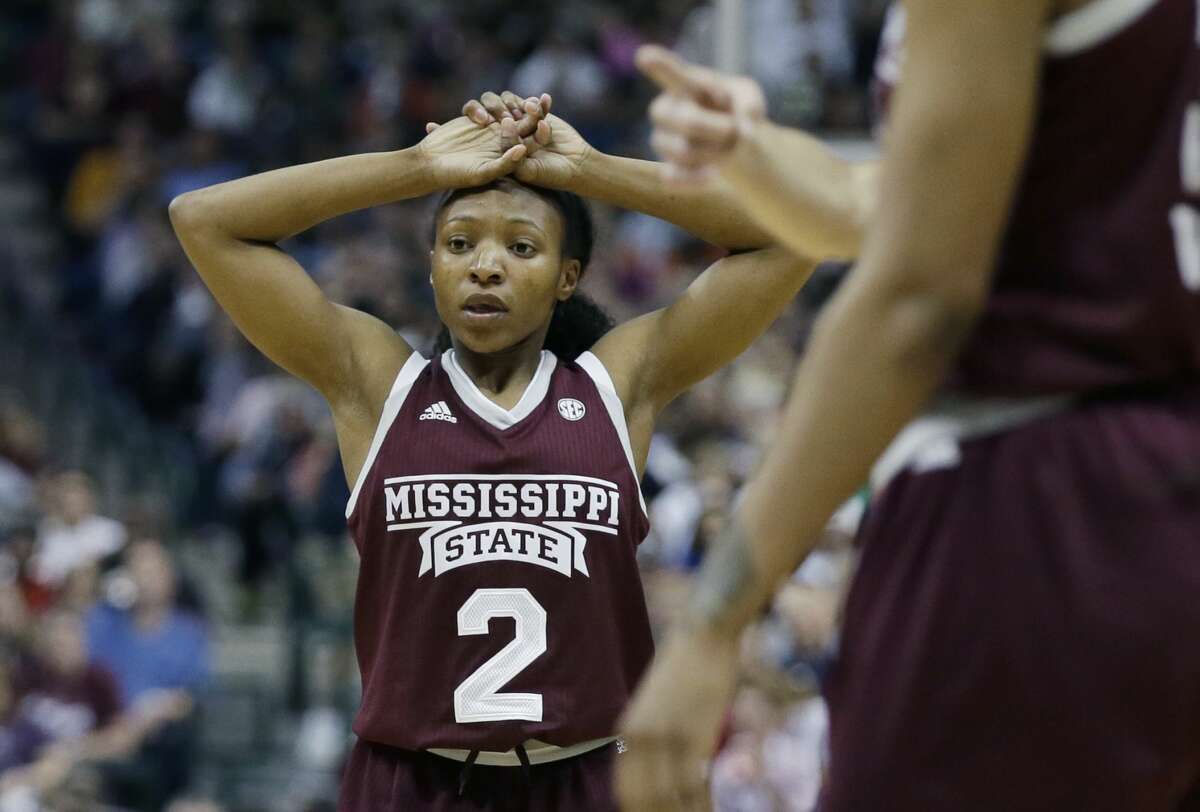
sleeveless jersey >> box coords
[344,349,654,752]
[873,0,1200,396]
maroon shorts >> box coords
[821,385,1200,811]
[337,739,618,811]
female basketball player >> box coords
[169,95,814,809]
[620,1,1200,809]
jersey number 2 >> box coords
[1171,103,1200,292]
[454,588,547,723]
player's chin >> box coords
[450,318,521,354]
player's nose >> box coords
[468,243,506,285]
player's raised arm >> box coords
[168,118,526,402]
[637,45,878,261]
[616,0,1050,806]
[446,90,775,250]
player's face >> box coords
[431,187,579,354]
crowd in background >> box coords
[0,0,885,808]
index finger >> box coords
[635,45,731,110]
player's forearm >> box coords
[169,147,439,243]
[686,272,980,639]
[719,121,877,261]
[567,151,775,250]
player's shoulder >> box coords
[581,317,655,411]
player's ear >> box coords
[557,259,581,301]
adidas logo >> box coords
[419,401,457,423]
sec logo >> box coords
[557,398,586,422]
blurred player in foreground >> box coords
[169,88,815,809]
[618,0,1200,809]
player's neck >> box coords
[451,337,545,409]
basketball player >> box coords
[169,97,815,809]
[618,1,1200,810]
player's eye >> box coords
[447,236,471,252]
[511,241,537,257]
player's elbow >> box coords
[168,189,224,239]
[167,191,205,235]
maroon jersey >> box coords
[874,0,1200,395]
[345,349,653,752]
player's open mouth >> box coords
[462,294,509,317]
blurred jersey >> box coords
[874,0,1200,396]
[345,350,653,752]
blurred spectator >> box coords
[0,648,81,810]
[0,655,52,778]
[185,27,266,137]
[85,538,208,707]
[0,402,43,537]
[85,538,207,808]
[31,472,126,595]
[114,22,194,139]
[216,376,327,600]
[675,0,858,128]
[158,129,246,205]
[510,30,608,115]
[62,112,157,238]
[0,524,50,621]
[14,610,121,752]
[711,686,828,812]
[0,469,33,546]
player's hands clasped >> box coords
[415,115,529,190]
[636,44,767,185]
[426,91,595,190]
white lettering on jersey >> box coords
[380,474,624,577]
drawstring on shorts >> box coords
[457,749,480,796]
[455,744,534,796]
[515,743,531,784]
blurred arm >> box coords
[567,151,776,250]
[637,46,877,259]
[719,122,878,260]
[688,0,1050,638]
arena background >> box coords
[0,1,885,809]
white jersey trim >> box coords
[575,351,649,517]
[870,393,1072,495]
[345,352,430,519]
[443,350,556,430]
[1044,0,1160,56]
